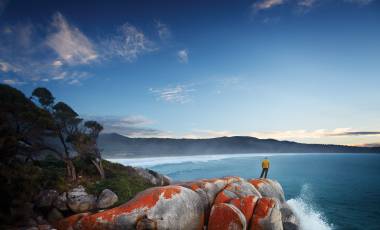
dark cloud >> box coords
[85,115,167,137]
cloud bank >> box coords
[252,0,376,14]
[89,115,170,138]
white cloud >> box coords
[253,0,284,11]
[0,61,18,72]
[68,79,80,85]
[119,116,154,126]
[248,128,353,140]
[46,12,98,65]
[2,79,25,85]
[344,0,375,5]
[52,71,67,80]
[177,49,189,63]
[52,60,63,67]
[183,129,234,139]
[52,70,89,85]
[253,0,375,14]
[297,0,316,8]
[102,23,156,62]
[150,85,194,104]
[0,12,166,85]
[155,20,171,40]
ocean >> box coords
[109,153,380,230]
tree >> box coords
[0,84,53,164]
[69,120,105,179]
[31,88,79,181]
[30,87,54,110]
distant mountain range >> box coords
[99,133,380,158]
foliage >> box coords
[0,84,154,224]
[0,84,54,163]
[86,160,153,204]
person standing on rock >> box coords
[260,157,270,178]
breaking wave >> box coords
[287,184,334,230]
[107,153,302,167]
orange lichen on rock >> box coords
[222,176,243,184]
[56,178,294,230]
[208,203,246,230]
[249,197,276,230]
[214,189,235,204]
[248,178,266,189]
[229,195,258,224]
[60,186,182,230]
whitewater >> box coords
[109,153,335,230]
[108,153,314,167]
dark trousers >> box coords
[260,168,268,178]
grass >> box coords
[86,160,153,205]
[35,155,155,204]
[0,155,156,225]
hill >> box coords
[99,133,380,157]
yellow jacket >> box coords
[262,159,270,169]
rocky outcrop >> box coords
[135,167,171,186]
[35,189,59,208]
[57,177,299,230]
[67,185,96,213]
[53,192,68,211]
[96,189,118,209]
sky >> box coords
[0,0,380,146]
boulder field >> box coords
[56,177,299,230]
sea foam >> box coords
[108,153,303,167]
[287,184,333,230]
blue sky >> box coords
[1,0,380,145]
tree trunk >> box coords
[65,159,77,181]
[91,158,105,179]
[57,130,77,181]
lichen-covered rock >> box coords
[75,185,204,230]
[57,177,298,230]
[53,192,68,211]
[35,189,59,208]
[179,176,244,224]
[67,185,96,213]
[229,195,259,224]
[97,189,118,209]
[180,178,227,206]
[135,167,171,186]
[250,197,283,230]
[208,203,247,230]
[249,179,286,203]
[214,181,262,204]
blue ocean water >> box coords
[110,153,380,230]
